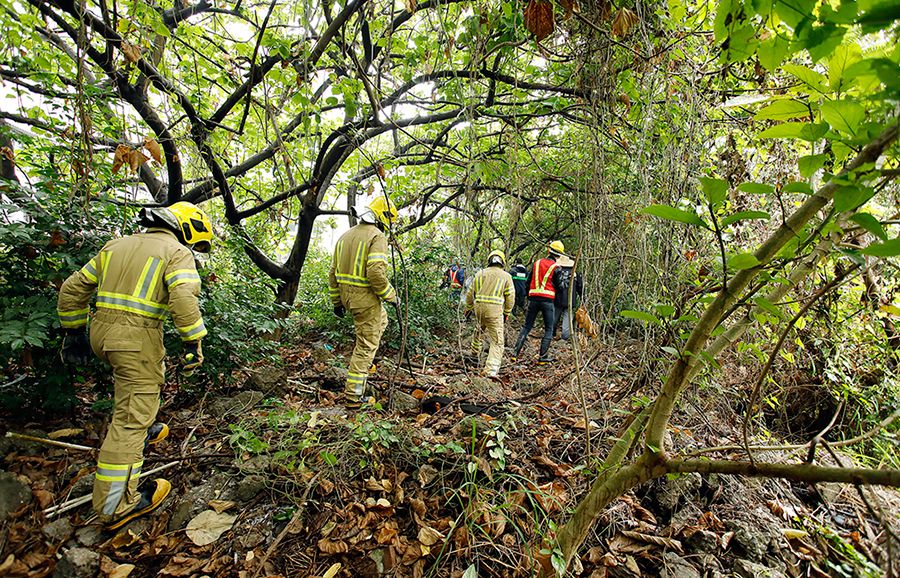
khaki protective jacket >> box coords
[466,266,515,316]
[329,224,396,306]
[57,228,206,341]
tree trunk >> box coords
[274,202,319,310]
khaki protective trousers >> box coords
[89,311,165,522]
[341,286,388,401]
[472,303,505,377]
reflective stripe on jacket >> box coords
[466,266,515,315]
[57,228,207,341]
[528,258,558,299]
[328,224,396,304]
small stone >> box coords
[391,391,419,413]
[208,390,264,418]
[0,471,31,521]
[236,475,266,501]
[167,473,236,532]
[320,367,347,391]
[728,519,771,562]
[661,552,701,578]
[239,531,265,549]
[71,473,94,496]
[53,547,100,578]
[75,525,104,547]
[42,518,73,542]
[733,559,787,578]
[652,472,702,512]
[236,455,271,474]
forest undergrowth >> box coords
[1,320,897,578]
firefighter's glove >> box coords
[182,340,203,372]
[60,329,92,366]
[333,305,345,318]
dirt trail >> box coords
[0,334,896,577]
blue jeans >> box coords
[554,307,572,340]
[514,298,556,360]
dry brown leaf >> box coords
[608,533,652,555]
[560,0,579,18]
[159,556,204,577]
[112,144,131,174]
[128,149,148,172]
[697,511,725,532]
[32,489,54,509]
[100,556,135,578]
[376,163,386,179]
[48,428,83,439]
[0,555,14,575]
[185,510,235,546]
[208,499,237,514]
[417,526,444,546]
[405,0,416,14]
[720,531,735,549]
[0,146,14,162]
[143,137,163,163]
[376,524,399,545]
[317,537,349,554]
[624,555,641,575]
[620,530,683,553]
[611,8,639,37]
[110,529,140,549]
[523,0,555,41]
[365,477,393,492]
[120,42,142,63]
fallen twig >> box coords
[5,432,95,453]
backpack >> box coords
[555,268,572,307]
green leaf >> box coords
[728,253,761,270]
[654,304,676,317]
[621,310,662,325]
[753,296,784,319]
[739,182,775,194]
[643,204,709,229]
[782,181,813,194]
[724,24,759,63]
[798,154,828,178]
[757,34,790,71]
[828,43,862,91]
[862,239,900,257]
[820,99,865,136]
[800,23,847,63]
[850,213,888,241]
[857,2,900,31]
[721,210,770,226]
[774,0,815,28]
[834,185,875,212]
[758,122,828,141]
[699,177,728,206]
[754,99,809,121]
[783,63,827,91]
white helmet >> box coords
[351,202,377,224]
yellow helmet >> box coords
[487,250,506,267]
[548,240,565,255]
[369,196,398,228]
[141,201,213,252]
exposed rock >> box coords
[168,473,236,532]
[0,471,31,520]
[0,429,49,458]
[236,474,267,501]
[75,525,104,547]
[733,558,787,578]
[236,455,271,474]
[685,529,719,555]
[391,391,420,414]
[728,518,773,562]
[53,547,99,578]
[452,415,494,438]
[208,390,264,418]
[310,342,336,363]
[42,518,73,542]
[320,366,347,391]
[660,552,701,578]
[71,472,94,496]
[248,365,287,395]
[652,472,702,512]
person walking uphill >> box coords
[465,250,515,378]
[553,254,583,340]
[57,202,212,530]
[329,197,399,407]
[512,241,566,364]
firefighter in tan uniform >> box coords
[329,197,398,406]
[57,202,212,529]
[465,250,515,377]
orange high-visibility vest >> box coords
[528,258,557,299]
[449,268,462,289]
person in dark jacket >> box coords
[553,255,583,340]
[512,241,566,364]
[509,263,528,314]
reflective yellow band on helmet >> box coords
[80,259,98,283]
[165,269,201,289]
[97,292,168,319]
[58,308,90,328]
[177,318,207,341]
